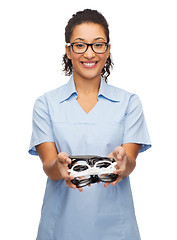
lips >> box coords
[81,61,98,68]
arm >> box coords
[36,142,77,189]
[36,142,61,181]
[106,143,142,187]
[121,143,142,177]
[31,97,81,190]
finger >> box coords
[104,182,111,187]
[113,168,123,174]
[65,180,77,189]
[107,153,114,159]
[65,179,83,192]
[65,174,75,182]
[78,187,83,192]
[112,176,122,185]
[65,170,75,180]
[104,173,122,187]
[59,167,74,181]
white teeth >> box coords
[82,62,96,66]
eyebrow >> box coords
[73,37,106,42]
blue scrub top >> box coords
[29,75,151,240]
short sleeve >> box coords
[123,94,151,152]
[28,95,55,155]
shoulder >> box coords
[106,81,138,102]
[32,83,68,114]
[36,83,68,104]
[105,82,143,113]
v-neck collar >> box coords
[59,75,120,104]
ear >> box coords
[65,45,71,60]
[107,44,111,59]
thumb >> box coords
[57,152,71,164]
[113,146,126,160]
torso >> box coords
[30,76,148,240]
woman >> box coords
[29,9,151,240]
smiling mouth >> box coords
[81,61,98,68]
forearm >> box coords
[35,143,80,190]
[36,143,63,181]
[121,143,141,177]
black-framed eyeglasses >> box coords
[68,155,118,188]
[67,42,109,54]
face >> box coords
[66,22,111,81]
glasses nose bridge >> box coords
[84,43,95,54]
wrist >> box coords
[124,157,136,177]
[43,158,63,181]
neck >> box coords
[73,73,101,94]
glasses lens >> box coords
[72,43,87,53]
[93,42,107,53]
[72,42,108,53]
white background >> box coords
[0,0,177,239]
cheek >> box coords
[100,55,109,67]
[70,54,80,66]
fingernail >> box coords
[66,158,71,164]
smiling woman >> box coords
[65,22,110,85]
[63,9,113,81]
[29,8,151,240]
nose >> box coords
[83,45,95,58]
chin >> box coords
[81,72,101,80]
[74,68,102,81]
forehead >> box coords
[70,22,107,42]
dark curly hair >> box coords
[62,9,113,82]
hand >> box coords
[105,146,128,187]
[57,152,83,192]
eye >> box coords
[94,42,105,48]
[74,43,85,49]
